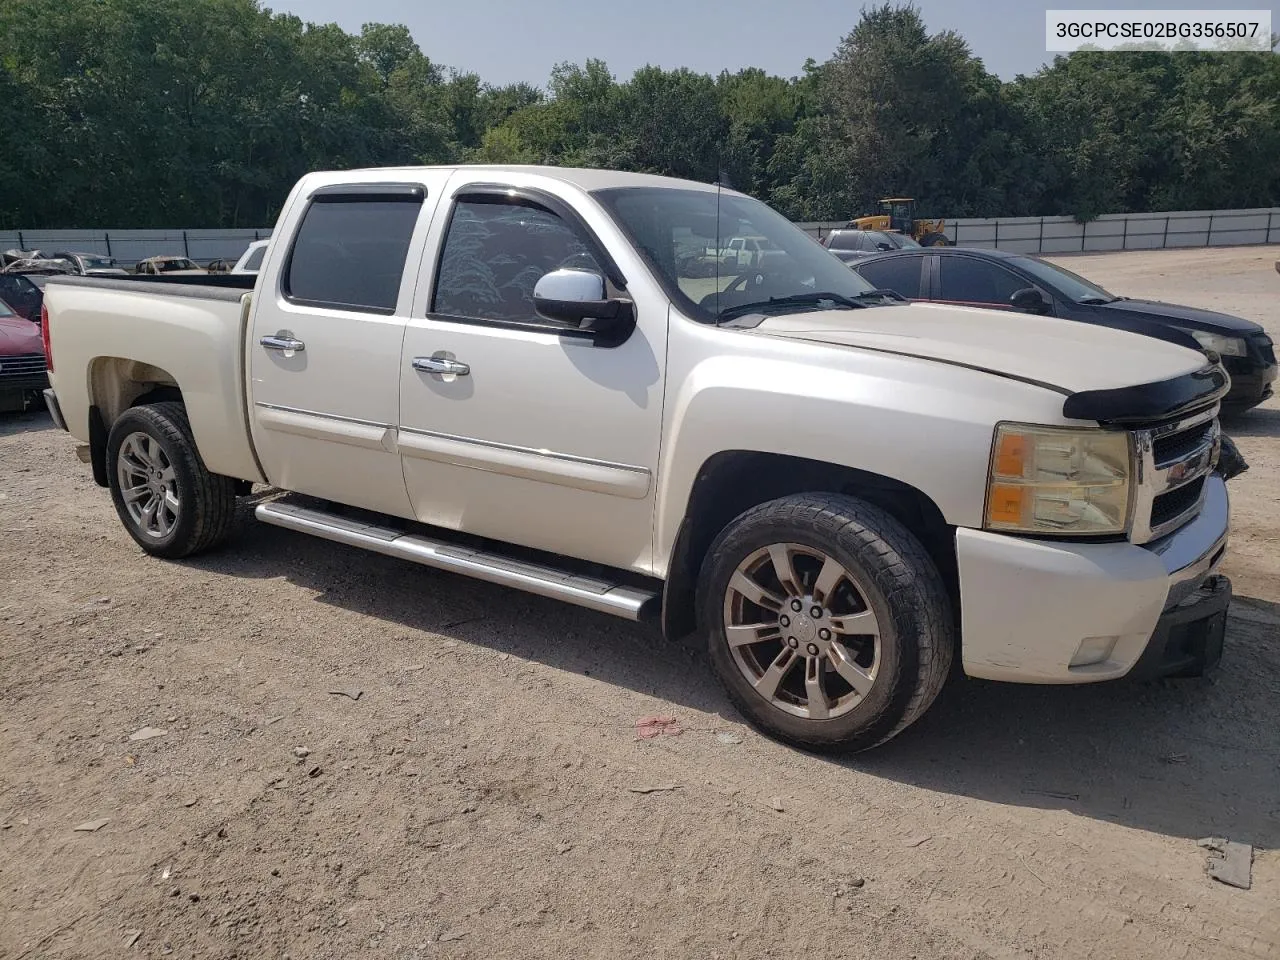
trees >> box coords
[0,0,1273,229]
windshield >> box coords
[888,233,921,249]
[81,256,117,269]
[1008,256,1115,303]
[158,258,199,272]
[594,187,878,322]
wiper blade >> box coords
[1077,296,1117,305]
[855,288,907,303]
[716,291,864,322]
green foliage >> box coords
[0,0,1276,228]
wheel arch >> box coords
[86,357,184,488]
[660,451,957,641]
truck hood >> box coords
[752,301,1207,394]
[0,314,42,355]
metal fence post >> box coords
[994,219,1000,249]
[1207,213,1214,247]
[1121,216,1128,251]
[104,233,112,257]
[1081,220,1087,252]
[1038,217,1044,253]
[17,230,24,249]
[183,230,190,257]
[1161,216,1170,248]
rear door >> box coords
[247,176,448,517]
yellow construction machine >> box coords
[846,198,950,246]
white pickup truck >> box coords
[41,165,1233,752]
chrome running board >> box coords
[255,501,659,622]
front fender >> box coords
[652,335,1071,577]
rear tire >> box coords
[697,493,954,753]
[106,401,237,558]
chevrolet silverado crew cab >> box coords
[41,166,1233,752]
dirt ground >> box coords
[2,246,1278,960]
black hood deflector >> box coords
[1062,363,1229,425]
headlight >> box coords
[1180,329,1247,357]
[985,424,1131,536]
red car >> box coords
[0,297,47,413]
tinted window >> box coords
[827,231,861,251]
[286,198,421,313]
[855,256,925,298]
[243,246,266,271]
[938,257,1027,304]
[432,201,601,326]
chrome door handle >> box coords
[260,334,305,353]
[412,356,470,376]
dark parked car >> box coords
[851,247,1276,414]
[0,274,44,321]
[822,228,921,263]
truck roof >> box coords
[327,164,729,195]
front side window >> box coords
[937,257,1027,305]
[594,187,878,322]
[432,200,601,327]
[286,197,421,313]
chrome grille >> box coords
[0,353,47,380]
[1130,406,1220,544]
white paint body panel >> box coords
[41,282,262,482]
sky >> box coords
[269,0,1279,86]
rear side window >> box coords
[855,256,925,298]
[285,195,422,313]
[827,231,860,251]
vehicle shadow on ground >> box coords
[1224,405,1280,439]
[191,501,1280,849]
[0,408,52,437]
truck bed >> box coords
[42,274,264,484]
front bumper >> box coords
[1222,353,1276,408]
[957,473,1229,683]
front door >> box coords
[397,177,667,572]
[248,177,444,517]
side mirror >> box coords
[1010,287,1050,314]
[533,269,635,346]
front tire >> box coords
[698,493,954,753]
[106,401,237,558]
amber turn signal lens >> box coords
[993,432,1026,478]
[987,484,1025,525]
